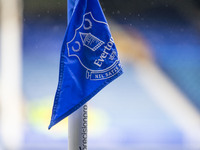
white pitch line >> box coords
[135,61,200,147]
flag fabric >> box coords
[49,0,123,129]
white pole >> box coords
[68,104,88,150]
[67,0,88,149]
[0,0,23,149]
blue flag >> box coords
[49,0,123,129]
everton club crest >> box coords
[67,12,122,80]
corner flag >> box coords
[49,0,123,129]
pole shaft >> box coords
[67,1,88,150]
[68,105,88,150]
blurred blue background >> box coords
[1,0,200,149]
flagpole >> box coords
[68,104,88,150]
[50,0,122,148]
[67,1,88,150]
